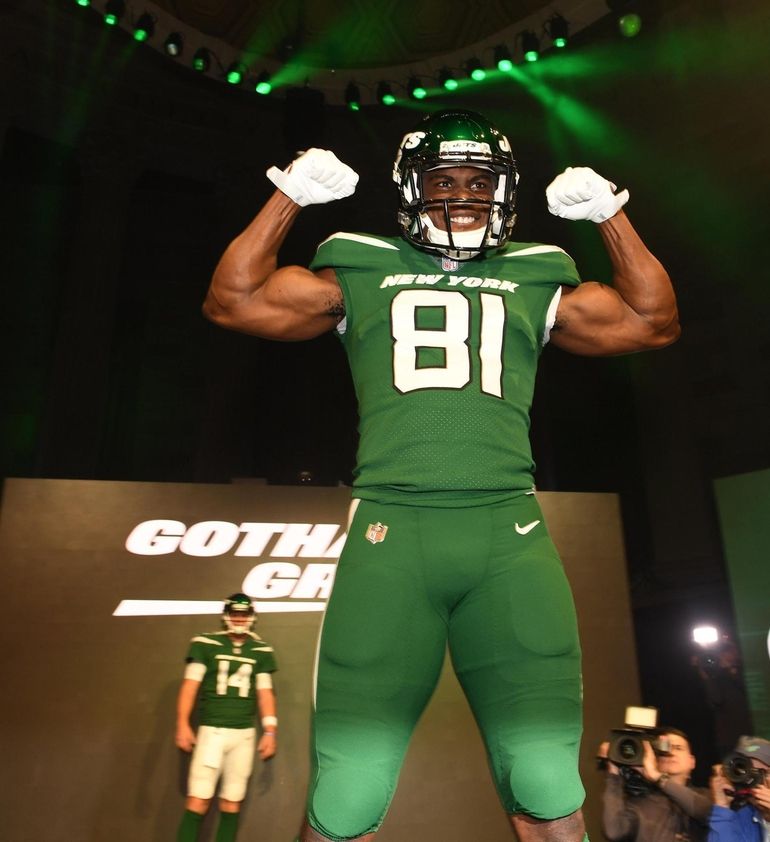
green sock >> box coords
[177,809,204,842]
[215,811,240,842]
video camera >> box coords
[607,706,671,767]
[604,707,671,796]
[722,752,767,810]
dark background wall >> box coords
[0,0,768,791]
[0,478,637,841]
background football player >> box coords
[203,110,680,842]
[175,593,278,842]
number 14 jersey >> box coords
[310,233,581,507]
[185,631,277,728]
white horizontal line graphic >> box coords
[113,599,325,616]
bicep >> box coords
[205,265,344,341]
[550,282,665,356]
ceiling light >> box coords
[192,48,211,73]
[345,82,361,111]
[164,32,183,57]
[377,82,395,105]
[522,31,540,62]
[133,13,154,42]
[439,67,458,91]
[494,46,513,72]
[465,58,486,81]
[255,71,272,95]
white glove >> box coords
[546,166,629,223]
[266,148,359,207]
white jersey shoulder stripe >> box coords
[250,645,274,653]
[542,287,563,347]
[191,635,224,646]
[318,232,400,250]
[502,244,572,259]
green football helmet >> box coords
[393,109,518,260]
[223,592,256,632]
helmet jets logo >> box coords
[438,140,492,156]
[393,109,518,262]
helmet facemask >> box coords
[222,593,256,633]
[394,112,518,261]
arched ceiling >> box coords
[152,0,603,69]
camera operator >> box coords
[708,736,770,842]
[599,729,712,842]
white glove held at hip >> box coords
[546,166,629,223]
[266,148,359,207]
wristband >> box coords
[261,716,278,729]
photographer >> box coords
[599,729,712,842]
[708,736,770,842]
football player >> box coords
[175,593,278,842]
[203,110,680,842]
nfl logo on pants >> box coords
[365,522,388,544]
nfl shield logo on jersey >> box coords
[441,256,459,272]
[365,522,388,544]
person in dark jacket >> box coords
[599,729,712,842]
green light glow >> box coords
[497,59,513,72]
[554,37,567,48]
[524,50,539,63]
[348,101,360,111]
[133,29,148,42]
[255,81,272,95]
[412,86,427,99]
[104,13,117,25]
[444,78,458,91]
[471,68,486,81]
[382,93,396,105]
[619,13,642,38]
[227,70,242,85]
[76,0,90,6]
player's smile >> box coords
[422,166,494,232]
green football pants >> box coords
[306,495,585,840]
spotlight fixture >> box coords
[407,77,426,100]
[164,32,183,57]
[255,71,272,95]
[439,67,458,91]
[226,62,246,85]
[521,31,540,62]
[493,45,514,72]
[465,58,486,81]
[345,82,361,111]
[619,13,642,37]
[548,14,569,48]
[103,0,125,26]
[376,81,395,106]
[192,48,211,73]
[133,13,154,42]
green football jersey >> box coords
[310,234,581,506]
[185,631,277,729]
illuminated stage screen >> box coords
[714,467,770,736]
[0,478,639,841]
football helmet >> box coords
[393,109,518,260]
[222,592,256,633]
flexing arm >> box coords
[546,167,680,356]
[203,149,358,341]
